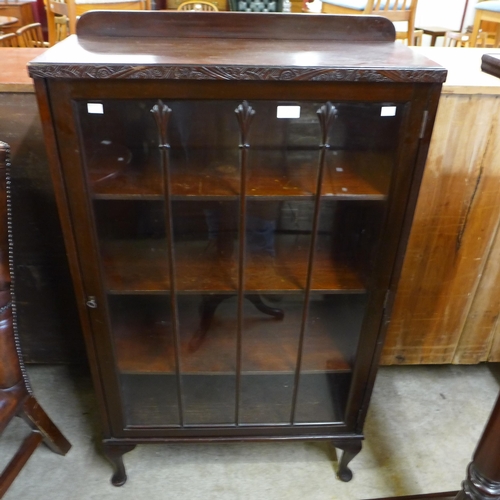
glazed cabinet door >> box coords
[51,88,414,434]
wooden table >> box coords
[383,48,500,365]
[0,15,18,32]
[0,47,42,90]
[415,26,449,46]
[0,1,35,33]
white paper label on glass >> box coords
[277,106,301,119]
[381,106,397,117]
[87,103,104,114]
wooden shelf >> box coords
[111,294,364,374]
[90,149,391,201]
[100,234,366,294]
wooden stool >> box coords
[415,26,448,46]
[0,142,71,498]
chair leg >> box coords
[0,432,43,498]
[470,12,483,47]
[19,395,71,456]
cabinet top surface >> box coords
[28,11,446,83]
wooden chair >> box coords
[396,27,422,45]
[321,0,419,46]
[44,0,151,43]
[43,0,70,46]
[15,23,49,47]
[470,0,500,47]
[0,142,71,498]
[444,29,488,47]
[0,33,18,47]
[228,0,282,11]
[177,0,218,9]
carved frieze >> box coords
[27,64,445,83]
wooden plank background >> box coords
[382,93,500,364]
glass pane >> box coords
[76,98,404,430]
[247,101,320,198]
[240,199,314,424]
[323,102,402,199]
[110,295,180,427]
[294,294,367,424]
[240,293,304,424]
[178,294,237,425]
[172,200,239,425]
[168,101,241,198]
[293,101,403,425]
[77,99,161,199]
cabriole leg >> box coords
[332,439,362,482]
[102,443,136,486]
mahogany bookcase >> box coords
[28,11,446,485]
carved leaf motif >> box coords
[235,101,256,147]
[150,100,172,148]
[317,102,338,146]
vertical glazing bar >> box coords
[290,102,338,424]
[151,100,184,427]
[234,101,255,425]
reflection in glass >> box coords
[108,294,180,427]
[240,293,304,424]
[172,200,239,425]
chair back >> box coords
[368,0,418,45]
[0,33,19,47]
[44,0,150,41]
[44,0,71,46]
[369,0,416,20]
[16,23,47,48]
[177,0,218,9]
[229,0,281,11]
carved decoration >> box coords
[27,64,446,83]
[317,102,338,147]
[150,100,172,149]
[234,100,255,148]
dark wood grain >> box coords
[27,13,446,84]
[0,432,43,498]
[76,11,396,41]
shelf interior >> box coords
[89,149,391,200]
[111,293,365,375]
[100,234,366,294]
